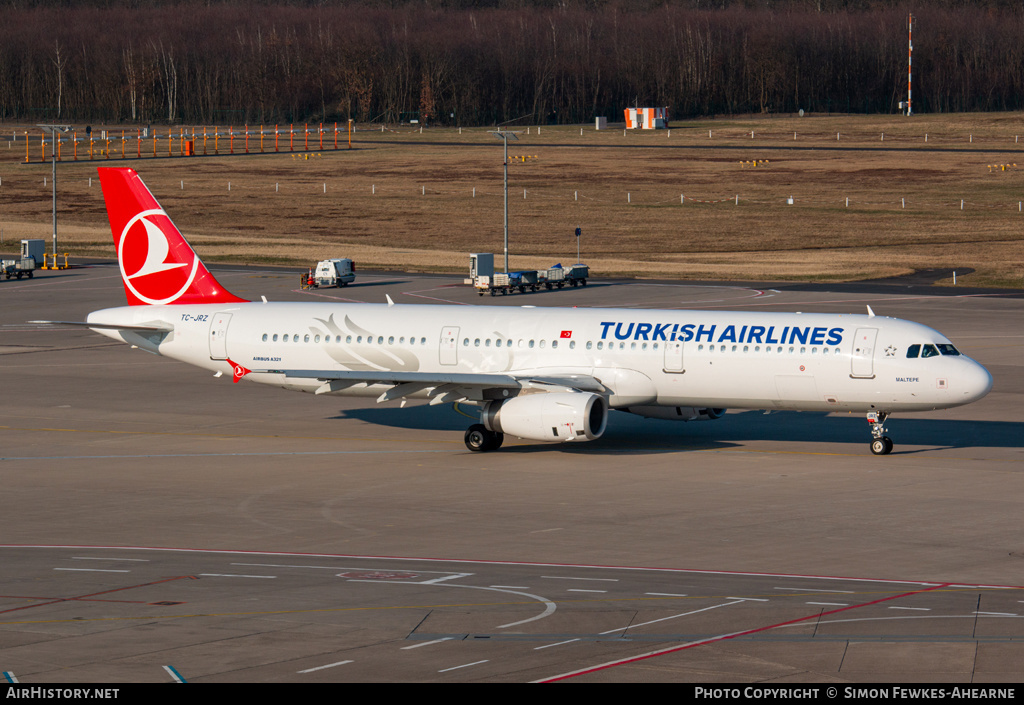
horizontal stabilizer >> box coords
[29,320,173,332]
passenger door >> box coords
[851,328,877,378]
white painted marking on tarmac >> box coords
[491,585,531,590]
[72,556,149,561]
[199,573,276,579]
[975,611,1017,616]
[542,575,618,582]
[567,589,607,593]
[535,600,746,651]
[54,568,129,573]
[646,592,688,597]
[807,602,848,606]
[298,660,353,673]
[728,597,769,602]
[401,638,455,650]
[889,606,931,611]
[439,660,488,673]
[535,639,580,650]
[419,574,472,585]
[775,587,854,593]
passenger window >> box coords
[586,341,592,350]
[346,335,352,344]
[596,342,603,350]
[906,344,920,358]
[262,333,268,342]
[463,338,469,347]
[283,334,289,342]
[273,334,279,342]
[304,334,310,343]
[921,344,939,358]
[474,338,480,347]
[377,336,384,345]
[569,340,575,349]
[552,340,558,349]
[314,335,320,343]
[539,340,546,349]
[388,336,394,345]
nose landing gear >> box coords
[867,411,893,455]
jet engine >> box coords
[624,406,727,421]
[482,392,608,443]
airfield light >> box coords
[37,124,72,265]
[489,130,521,273]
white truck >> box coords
[312,258,356,288]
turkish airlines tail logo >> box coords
[98,168,247,306]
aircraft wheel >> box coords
[870,437,893,455]
[465,424,498,452]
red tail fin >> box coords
[98,167,247,306]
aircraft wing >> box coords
[276,369,608,404]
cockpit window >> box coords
[937,344,961,356]
[906,344,920,358]
[920,344,940,358]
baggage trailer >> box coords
[1,257,35,279]
[3,239,43,280]
[565,264,589,287]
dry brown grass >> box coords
[2,112,1023,287]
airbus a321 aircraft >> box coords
[48,167,993,454]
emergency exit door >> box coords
[439,326,459,365]
[663,340,684,373]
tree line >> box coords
[1,0,1022,126]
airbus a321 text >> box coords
[39,168,993,454]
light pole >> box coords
[489,130,520,273]
[38,124,71,264]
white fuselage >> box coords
[88,302,993,414]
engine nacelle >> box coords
[483,392,608,443]
[625,406,727,421]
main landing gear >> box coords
[867,411,894,455]
[465,424,504,452]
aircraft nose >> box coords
[961,359,993,403]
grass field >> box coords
[2,112,1023,287]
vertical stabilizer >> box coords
[98,167,247,306]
